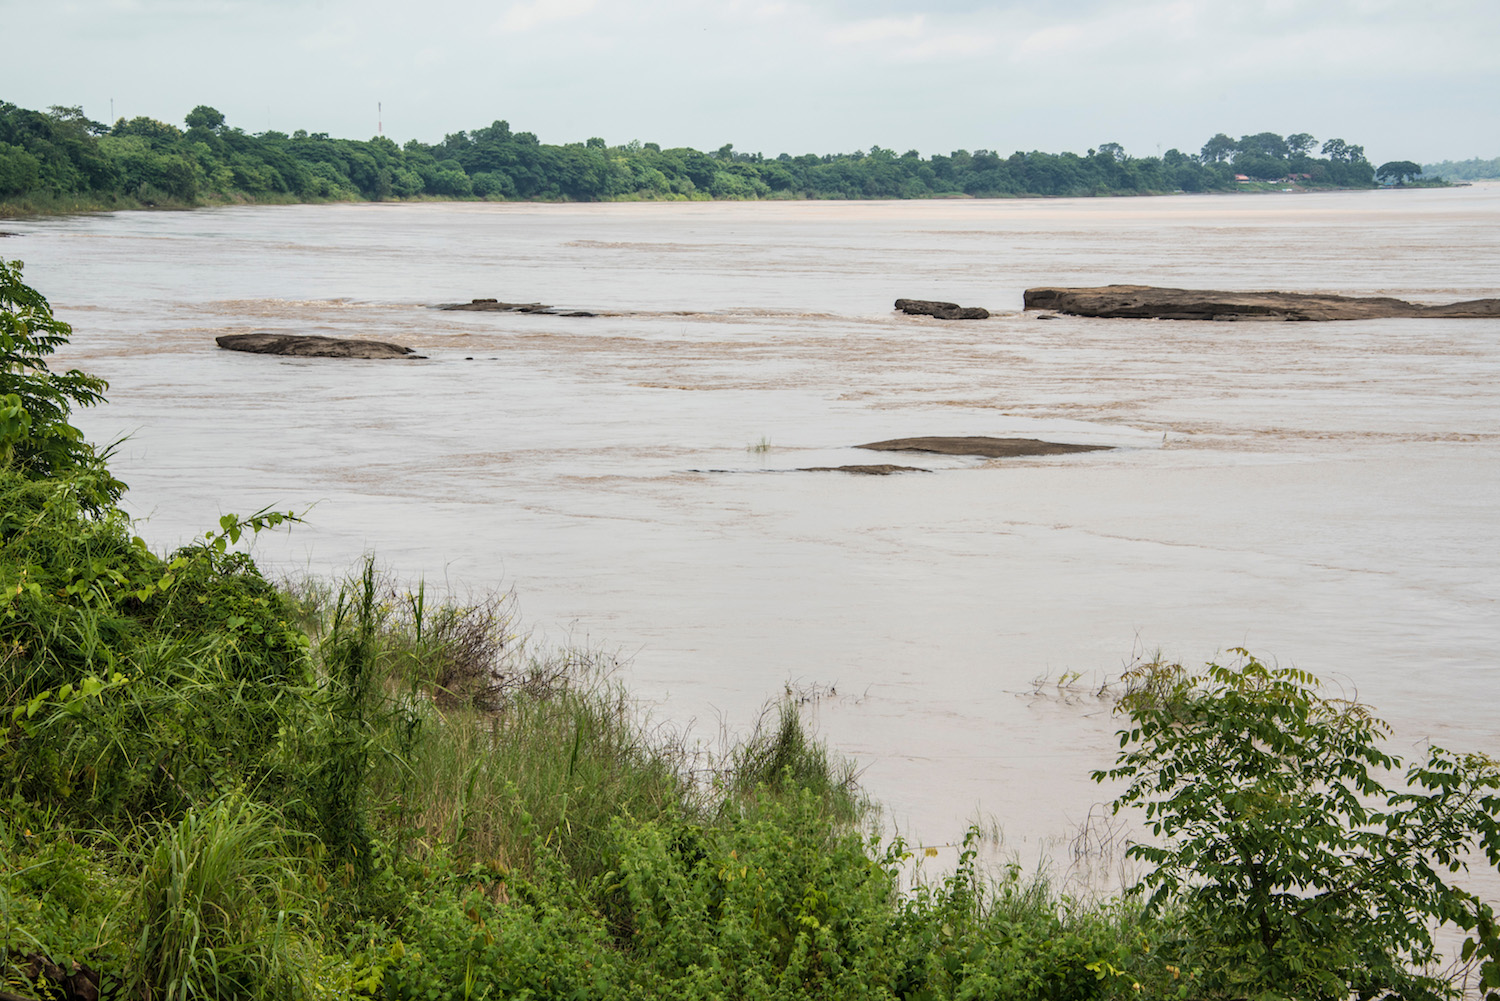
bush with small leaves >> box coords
[1096,651,1500,1001]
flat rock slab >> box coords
[216,333,418,359]
[857,436,1112,459]
[1023,285,1500,321]
[438,298,595,317]
[797,464,932,475]
[895,298,990,320]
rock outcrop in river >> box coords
[857,437,1111,458]
[798,464,931,475]
[1023,285,1500,321]
[438,299,596,317]
[894,299,991,320]
[216,333,419,359]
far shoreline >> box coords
[0,180,1461,221]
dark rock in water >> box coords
[798,464,932,475]
[1035,313,1056,320]
[1023,285,1500,321]
[895,298,991,320]
[857,436,1112,459]
[437,299,602,316]
[439,299,557,313]
[216,333,418,359]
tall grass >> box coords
[290,562,712,882]
[723,696,870,825]
[126,794,315,1001]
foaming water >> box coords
[10,187,1500,879]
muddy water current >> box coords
[9,187,1500,888]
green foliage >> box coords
[723,697,869,825]
[888,830,1164,1001]
[127,793,316,1001]
[1377,160,1424,184]
[184,105,226,133]
[1,465,312,823]
[1,798,126,988]
[1096,651,1500,1001]
[1,99,1399,211]
[365,845,621,1001]
[0,258,121,506]
[605,792,900,1000]
[1423,155,1500,181]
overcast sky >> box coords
[5,0,1496,164]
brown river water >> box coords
[8,187,1499,889]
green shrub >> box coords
[368,845,621,1001]
[605,792,901,1000]
[885,828,1167,1001]
[0,798,126,993]
[1097,651,1500,1001]
[0,258,121,508]
[1,476,315,822]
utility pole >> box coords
[378,102,383,137]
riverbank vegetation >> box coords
[1423,156,1500,182]
[2,100,1396,215]
[5,258,1500,999]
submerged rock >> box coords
[216,333,419,359]
[436,299,599,316]
[895,298,991,320]
[1023,285,1500,321]
[440,299,551,312]
[857,437,1112,459]
[797,464,932,475]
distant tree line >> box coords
[1,100,1394,210]
[1421,156,1500,181]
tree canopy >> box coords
[0,102,1392,209]
[1376,160,1423,184]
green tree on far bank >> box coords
[0,101,1411,213]
[1377,160,1423,184]
[1423,155,1500,181]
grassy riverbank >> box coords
[5,255,1500,1000]
[0,512,1169,1000]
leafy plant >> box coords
[0,258,121,508]
[1096,651,1500,1000]
[604,791,901,1000]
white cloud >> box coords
[827,14,924,45]
[822,11,994,61]
[492,0,596,34]
[8,0,1500,162]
